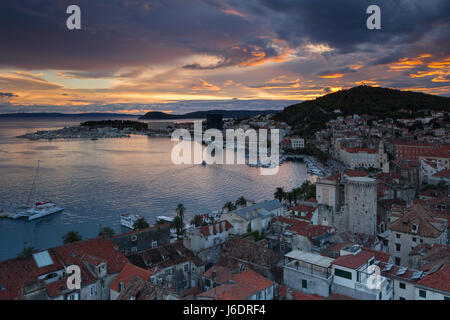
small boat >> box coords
[120,213,140,229]
[12,160,63,221]
[156,215,175,224]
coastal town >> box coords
[1,107,449,301]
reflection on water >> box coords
[0,118,308,261]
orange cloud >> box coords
[319,74,344,79]
[192,79,221,91]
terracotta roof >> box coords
[420,189,445,198]
[327,293,357,300]
[203,266,233,283]
[289,204,316,214]
[273,216,334,241]
[433,169,450,178]
[110,262,154,292]
[389,203,447,238]
[344,170,369,177]
[416,264,450,293]
[333,251,374,270]
[278,285,324,300]
[199,220,233,237]
[0,238,128,300]
[198,270,274,300]
[361,248,392,263]
[126,241,204,270]
[344,147,377,154]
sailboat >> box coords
[12,160,64,221]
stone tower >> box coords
[341,176,377,235]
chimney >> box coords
[209,225,213,235]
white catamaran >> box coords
[12,160,64,221]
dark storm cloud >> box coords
[0,92,18,98]
[0,0,448,72]
[251,0,450,54]
[0,0,264,71]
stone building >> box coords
[388,203,448,267]
[316,174,378,236]
[110,224,170,254]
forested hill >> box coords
[273,86,450,136]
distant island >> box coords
[0,112,139,118]
[139,110,278,120]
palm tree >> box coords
[133,218,150,230]
[274,187,285,203]
[190,214,203,227]
[173,216,185,240]
[235,196,247,207]
[62,230,82,244]
[98,227,115,238]
[176,203,186,220]
[223,201,236,212]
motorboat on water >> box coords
[120,213,141,229]
[12,160,63,221]
[156,215,175,224]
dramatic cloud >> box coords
[0,0,449,112]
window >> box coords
[184,263,189,272]
[131,235,137,242]
[395,257,401,265]
[379,292,382,300]
[334,268,352,280]
[395,244,401,251]
[152,241,158,248]
[419,290,426,298]
[302,279,307,289]
[119,282,124,292]
[396,234,401,239]
[399,282,406,289]
[131,246,137,253]
[444,296,450,301]
[412,237,417,242]
[90,285,97,296]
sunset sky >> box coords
[0,0,449,114]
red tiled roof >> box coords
[0,238,128,300]
[199,220,233,237]
[278,285,324,300]
[389,203,447,238]
[344,147,377,154]
[203,266,233,283]
[289,204,316,214]
[273,217,334,241]
[110,262,154,292]
[327,293,357,300]
[433,169,450,178]
[305,198,318,203]
[344,170,369,177]
[416,264,450,293]
[361,248,391,263]
[333,251,374,270]
[198,270,274,300]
